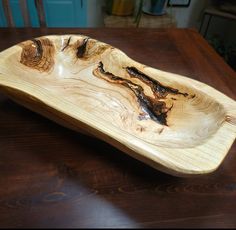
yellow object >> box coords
[111,0,134,16]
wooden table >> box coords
[0,28,236,228]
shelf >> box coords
[104,12,176,28]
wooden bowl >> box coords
[0,35,235,176]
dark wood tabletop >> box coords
[0,28,236,228]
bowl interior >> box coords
[0,35,226,148]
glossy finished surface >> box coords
[0,28,236,228]
[0,32,235,176]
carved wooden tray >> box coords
[0,35,235,176]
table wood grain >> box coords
[0,28,236,228]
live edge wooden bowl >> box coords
[0,35,235,177]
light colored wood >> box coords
[0,35,235,176]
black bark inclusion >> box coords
[98,62,171,126]
[77,38,89,58]
[126,66,188,98]
[31,39,43,58]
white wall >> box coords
[86,0,210,28]
[85,0,236,45]
[166,0,210,28]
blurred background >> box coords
[0,0,235,70]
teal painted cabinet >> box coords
[0,0,87,27]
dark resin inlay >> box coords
[31,39,43,58]
[97,62,174,126]
[61,36,71,51]
[77,38,89,58]
[126,66,188,98]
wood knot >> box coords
[20,38,55,72]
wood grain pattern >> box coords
[20,38,55,72]
[0,33,235,176]
[0,28,236,228]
